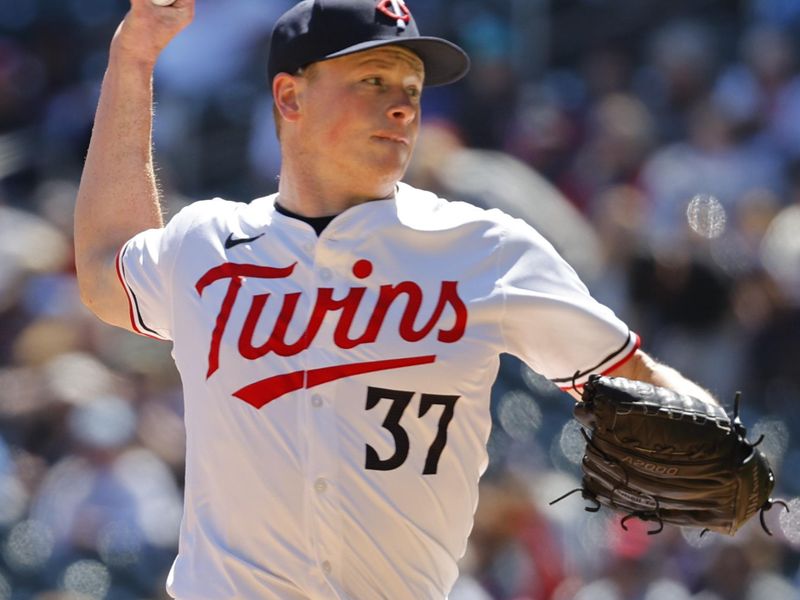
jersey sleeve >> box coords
[115,204,198,342]
[496,218,639,389]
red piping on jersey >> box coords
[558,333,641,391]
[234,355,437,409]
[600,332,640,374]
[115,245,165,342]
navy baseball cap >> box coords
[268,0,470,87]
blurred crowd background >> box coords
[2,0,800,598]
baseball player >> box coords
[74,0,719,598]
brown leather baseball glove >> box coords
[552,375,785,535]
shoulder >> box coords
[162,195,278,239]
[395,182,522,234]
[165,197,246,230]
[396,183,553,250]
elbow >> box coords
[75,261,114,323]
[75,260,98,311]
[77,280,126,329]
[73,239,132,331]
[76,274,103,317]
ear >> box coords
[272,73,304,124]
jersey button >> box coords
[319,268,333,281]
[321,560,332,574]
[311,394,323,408]
[314,478,328,493]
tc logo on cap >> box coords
[377,0,411,30]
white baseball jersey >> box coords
[116,182,639,600]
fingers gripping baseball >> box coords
[112,0,194,65]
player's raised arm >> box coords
[74,0,194,329]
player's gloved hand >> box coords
[111,0,195,67]
[552,375,786,535]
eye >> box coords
[364,76,383,87]
[407,86,421,99]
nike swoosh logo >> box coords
[225,233,264,249]
[233,355,437,409]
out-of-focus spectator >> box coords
[641,97,785,248]
[693,539,798,600]
[463,473,566,600]
[637,20,720,143]
[564,93,656,212]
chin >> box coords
[362,159,408,183]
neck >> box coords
[277,150,398,218]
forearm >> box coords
[74,50,163,318]
[76,50,163,253]
[608,349,720,406]
[641,358,718,406]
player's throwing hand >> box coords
[111,0,194,66]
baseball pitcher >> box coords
[74,1,775,598]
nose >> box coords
[387,93,417,126]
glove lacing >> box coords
[549,426,666,534]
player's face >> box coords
[296,46,424,197]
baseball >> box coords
[151,0,176,5]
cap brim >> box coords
[323,37,470,87]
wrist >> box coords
[108,41,159,73]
